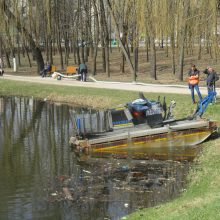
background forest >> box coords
[0,0,220,82]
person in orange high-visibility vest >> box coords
[188,64,202,104]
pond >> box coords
[0,96,200,220]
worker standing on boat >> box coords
[188,64,203,104]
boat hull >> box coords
[70,120,217,160]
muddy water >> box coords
[0,96,200,220]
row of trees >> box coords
[0,0,220,81]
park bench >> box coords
[65,65,78,75]
[51,65,80,80]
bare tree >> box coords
[178,0,190,81]
[1,0,44,72]
[107,0,135,79]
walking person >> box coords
[78,63,88,82]
[188,64,203,104]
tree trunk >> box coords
[24,45,32,67]
[171,33,176,74]
[134,47,138,73]
[57,32,64,69]
[107,0,135,78]
[198,35,202,60]
[178,0,190,81]
[150,37,157,80]
[145,36,149,63]
[17,35,21,67]
[121,54,125,73]
[100,0,110,77]
[3,42,11,68]
[0,36,2,59]
[91,0,100,75]
[1,1,44,72]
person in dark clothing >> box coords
[78,63,88,82]
[203,67,219,93]
[0,57,3,69]
[188,64,203,104]
[41,62,52,77]
[0,57,4,76]
[0,68,4,76]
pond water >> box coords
[0,97,200,220]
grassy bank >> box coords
[0,79,194,117]
[126,135,220,220]
[0,78,220,220]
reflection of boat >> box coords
[69,92,218,160]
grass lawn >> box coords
[0,79,194,114]
[0,78,220,220]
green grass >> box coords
[0,77,218,120]
[0,78,220,220]
[126,135,220,220]
[0,79,195,116]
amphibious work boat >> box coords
[69,92,218,159]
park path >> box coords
[2,74,219,96]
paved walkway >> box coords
[2,74,219,96]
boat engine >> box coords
[126,94,164,127]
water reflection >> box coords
[0,96,197,220]
[82,144,200,162]
[0,97,3,114]
[0,96,74,220]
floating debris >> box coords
[51,192,58,196]
[63,187,74,201]
[83,169,91,174]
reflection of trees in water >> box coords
[0,97,3,114]
[0,97,74,199]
